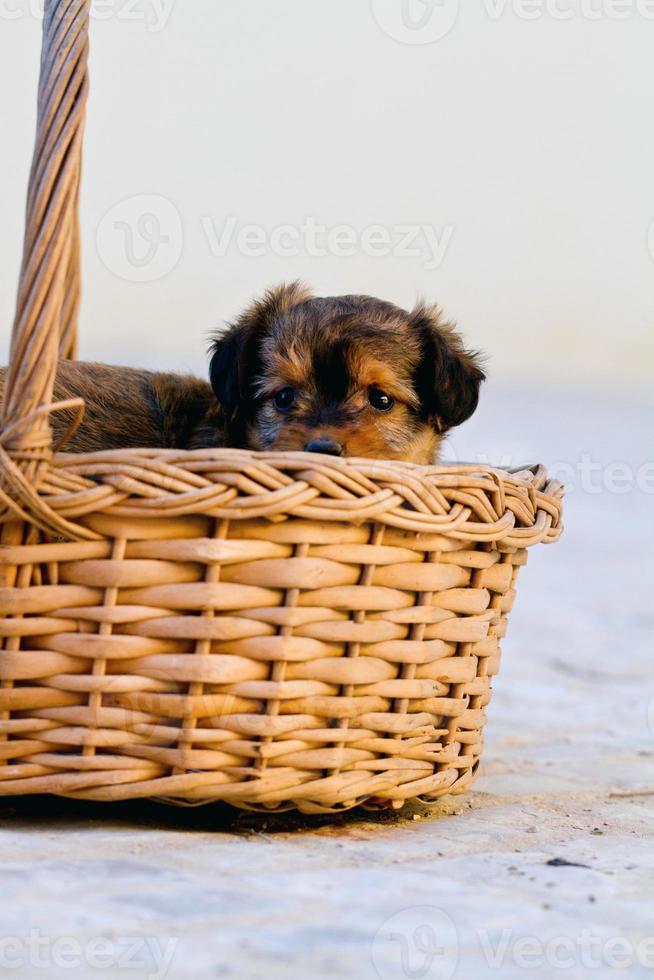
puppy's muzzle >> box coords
[304,437,343,457]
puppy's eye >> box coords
[368,388,395,412]
[273,387,296,411]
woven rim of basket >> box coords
[0,446,564,545]
[0,1,564,545]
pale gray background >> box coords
[1,0,653,391]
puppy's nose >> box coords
[304,437,343,456]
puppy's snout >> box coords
[304,437,343,457]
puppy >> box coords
[0,285,483,462]
[210,283,485,464]
[0,362,225,454]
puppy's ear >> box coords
[209,282,312,418]
[411,303,486,430]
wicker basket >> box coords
[0,2,563,813]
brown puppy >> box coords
[0,362,225,453]
[0,285,483,461]
[210,283,485,464]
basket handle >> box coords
[0,0,89,508]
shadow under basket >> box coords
[0,452,563,813]
[0,2,563,813]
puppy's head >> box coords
[210,283,485,464]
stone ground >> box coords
[0,387,652,980]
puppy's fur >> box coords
[0,362,224,453]
[0,285,484,462]
[210,283,485,464]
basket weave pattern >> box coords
[0,2,563,812]
[0,453,561,811]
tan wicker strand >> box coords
[219,538,310,814]
[80,536,126,760]
[381,546,439,810]
[59,184,81,360]
[158,517,231,803]
[0,0,89,535]
[320,523,384,813]
[0,524,40,758]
